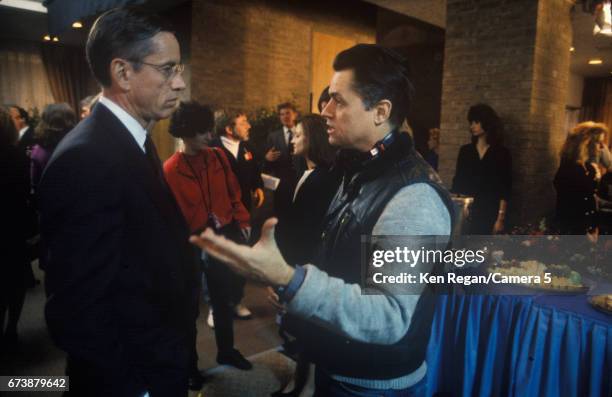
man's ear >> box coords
[110,59,131,91]
[225,125,234,137]
[373,100,392,126]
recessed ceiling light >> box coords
[588,58,603,65]
[43,34,51,41]
[52,37,59,42]
[570,46,575,52]
[72,21,83,29]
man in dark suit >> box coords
[264,102,304,220]
[8,104,39,285]
[9,105,36,156]
[209,110,264,322]
[212,110,264,213]
[39,8,198,397]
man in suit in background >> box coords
[9,105,35,156]
[8,104,39,287]
[39,8,198,397]
[213,110,264,214]
[209,110,264,323]
[264,102,304,220]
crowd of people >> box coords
[1,5,610,397]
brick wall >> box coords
[439,0,572,226]
[190,0,376,113]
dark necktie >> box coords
[144,134,164,181]
[287,129,294,155]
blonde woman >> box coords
[554,121,608,236]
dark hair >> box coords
[299,114,336,168]
[86,7,172,87]
[8,105,29,124]
[317,86,330,113]
[0,106,18,147]
[467,103,503,146]
[332,44,414,128]
[277,102,297,113]
[35,103,77,149]
[169,101,215,138]
[215,109,246,137]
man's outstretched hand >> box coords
[189,218,295,287]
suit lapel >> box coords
[93,105,185,229]
[277,129,288,154]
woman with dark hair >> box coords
[276,113,339,265]
[272,113,340,397]
[163,101,253,386]
[452,103,512,234]
[30,103,77,193]
[554,121,608,237]
[0,106,32,349]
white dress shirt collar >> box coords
[18,126,29,140]
[283,126,295,145]
[220,135,240,159]
[98,96,148,152]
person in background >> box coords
[317,86,330,113]
[0,106,32,352]
[31,103,77,196]
[7,104,39,286]
[452,104,512,234]
[414,127,440,171]
[264,102,305,220]
[275,113,339,266]
[208,109,265,326]
[272,113,340,397]
[164,101,254,374]
[212,110,264,213]
[8,105,35,156]
[554,121,608,238]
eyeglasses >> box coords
[131,61,185,81]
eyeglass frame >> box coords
[128,60,185,81]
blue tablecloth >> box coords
[426,293,612,397]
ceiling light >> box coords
[52,37,59,42]
[570,46,575,52]
[72,21,83,29]
[43,34,51,41]
[588,58,603,65]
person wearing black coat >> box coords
[275,114,340,265]
[0,106,33,351]
[272,114,340,397]
[452,104,512,234]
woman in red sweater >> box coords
[163,101,253,387]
